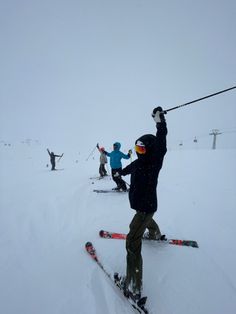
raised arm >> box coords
[120,151,131,160]
[152,107,167,158]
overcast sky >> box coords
[0,0,236,152]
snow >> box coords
[0,143,236,314]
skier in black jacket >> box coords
[119,106,167,300]
[47,149,63,171]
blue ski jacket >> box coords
[105,142,130,169]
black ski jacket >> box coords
[121,122,167,213]
[47,149,61,163]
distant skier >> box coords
[96,143,108,177]
[118,107,167,300]
[104,142,132,191]
[47,149,63,171]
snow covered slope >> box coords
[0,144,236,314]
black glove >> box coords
[128,149,132,155]
[96,143,99,149]
[152,106,166,123]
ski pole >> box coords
[163,85,236,114]
[124,179,130,187]
[58,153,64,163]
[86,145,97,161]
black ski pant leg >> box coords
[111,168,120,186]
[112,168,127,190]
[126,211,155,295]
[101,164,107,175]
[51,161,56,170]
[99,164,103,176]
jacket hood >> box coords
[135,134,157,161]
[113,142,121,151]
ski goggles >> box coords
[135,141,146,154]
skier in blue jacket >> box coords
[104,142,132,191]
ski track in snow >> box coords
[90,269,134,314]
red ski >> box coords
[99,230,199,248]
[99,230,127,240]
[85,242,149,313]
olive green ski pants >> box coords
[126,211,160,294]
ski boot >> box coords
[143,232,167,241]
